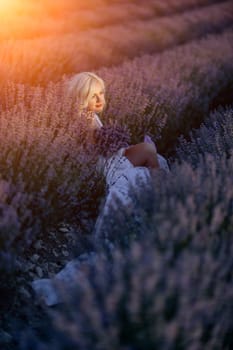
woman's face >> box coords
[87,80,106,114]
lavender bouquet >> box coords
[93,124,131,158]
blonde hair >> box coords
[66,71,105,112]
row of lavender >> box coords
[0,0,220,40]
[0,29,233,285]
[0,0,232,85]
[97,27,233,155]
[19,105,233,349]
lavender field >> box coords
[0,1,233,349]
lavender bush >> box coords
[20,215,233,349]
[175,105,233,166]
[0,1,232,84]
[0,178,35,304]
[0,85,108,315]
[0,180,20,271]
[0,82,106,245]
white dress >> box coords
[31,114,171,306]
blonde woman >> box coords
[66,72,170,182]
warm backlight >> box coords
[0,0,18,11]
[0,0,24,20]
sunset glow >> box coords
[0,0,19,11]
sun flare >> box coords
[0,0,20,15]
[0,0,18,10]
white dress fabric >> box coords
[31,113,170,306]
